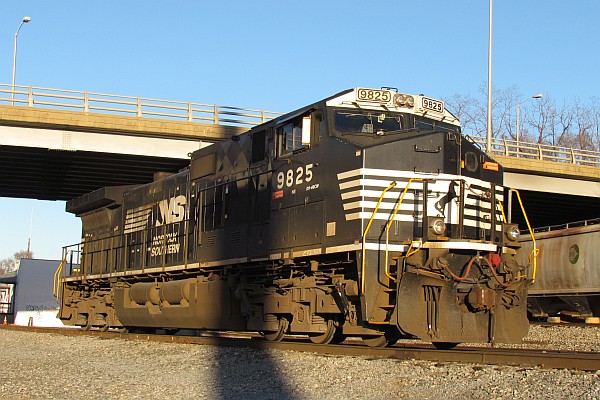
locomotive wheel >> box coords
[362,335,387,347]
[309,319,337,344]
[362,327,400,348]
[329,328,346,345]
[263,317,289,342]
[432,342,459,350]
[127,327,156,334]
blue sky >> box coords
[1,1,599,260]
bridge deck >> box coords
[493,155,600,183]
[0,104,246,141]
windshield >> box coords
[334,109,404,135]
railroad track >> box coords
[2,325,599,372]
[530,319,600,328]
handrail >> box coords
[63,219,190,279]
[496,198,507,223]
[470,135,600,168]
[383,178,423,282]
[53,251,70,299]
[361,181,397,295]
[0,83,283,128]
[530,217,600,233]
[509,189,539,283]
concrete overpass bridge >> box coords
[470,136,600,227]
[0,84,280,200]
[0,84,598,228]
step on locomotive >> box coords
[57,87,533,347]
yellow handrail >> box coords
[361,181,397,295]
[496,198,507,223]
[509,189,539,283]
[53,251,70,299]
[383,178,423,282]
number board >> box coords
[356,88,392,104]
[420,97,444,113]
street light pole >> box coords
[515,93,543,154]
[486,0,493,153]
[11,16,31,105]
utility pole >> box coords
[26,208,33,259]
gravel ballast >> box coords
[0,326,598,400]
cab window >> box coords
[251,130,266,164]
[277,120,304,156]
[334,109,403,135]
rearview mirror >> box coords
[302,116,311,146]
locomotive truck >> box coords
[56,87,533,347]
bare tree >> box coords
[492,85,522,141]
[588,97,600,152]
[552,101,575,147]
[572,100,596,150]
[445,85,524,140]
[444,92,481,136]
[0,250,33,273]
[527,96,555,145]
[444,85,600,151]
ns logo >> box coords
[155,195,186,226]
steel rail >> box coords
[2,325,598,372]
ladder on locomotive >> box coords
[361,179,424,318]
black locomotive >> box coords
[57,87,531,347]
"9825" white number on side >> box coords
[276,164,313,189]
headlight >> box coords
[394,94,405,106]
[505,225,520,241]
[430,218,446,235]
[394,93,415,108]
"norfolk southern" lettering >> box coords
[156,195,186,226]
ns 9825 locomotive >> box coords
[57,87,532,347]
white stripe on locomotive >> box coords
[337,168,505,231]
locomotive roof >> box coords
[66,184,138,215]
[254,87,460,132]
[264,88,355,126]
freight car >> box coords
[56,87,533,347]
[518,219,600,321]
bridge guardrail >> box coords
[530,217,600,234]
[470,136,600,167]
[0,84,283,128]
